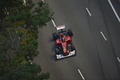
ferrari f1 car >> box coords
[52,25,76,60]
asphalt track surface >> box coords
[33,0,120,80]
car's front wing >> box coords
[56,50,76,60]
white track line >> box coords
[51,19,57,27]
[117,57,120,62]
[108,0,120,22]
[100,31,107,41]
[78,69,85,80]
[86,8,92,16]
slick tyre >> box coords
[52,32,58,40]
[55,48,59,55]
[68,29,73,37]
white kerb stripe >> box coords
[78,69,85,80]
[86,8,92,16]
[100,31,107,41]
[51,19,56,27]
[108,0,120,22]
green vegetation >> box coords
[0,0,53,80]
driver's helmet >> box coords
[62,37,65,42]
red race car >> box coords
[52,25,76,60]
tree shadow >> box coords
[50,55,57,61]
[48,37,57,61]
[48,37,54,42]
[48,37,56,52]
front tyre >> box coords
[55,48,59,55]
[52,32,58,40]
[71,44,75,51]
[68,29,73,37]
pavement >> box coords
[33,0,120,80]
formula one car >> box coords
[52,25,76,60]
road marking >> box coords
[86,8,92,16]
[117,57,120,62]
[108,0,120,22]
[51,19,57,27]
[100,31,107,41]
[78,69,85,80]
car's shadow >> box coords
[48,37,57,61]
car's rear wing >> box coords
[56,25,65,30]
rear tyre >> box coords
[68,29,73,36]
[55,48,59,54]
[52,32,58,40]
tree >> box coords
[0,0,53,80]
[0,0,53,36]
[0,0,53,58]
[0,27,50,80]
[0,62,50,80]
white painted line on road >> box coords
[100,31,107,41]
[117,57,120,62]
[86,8,92,16]
[108,0,120,22]
[51,19,57,27]
[78,69,85,80]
